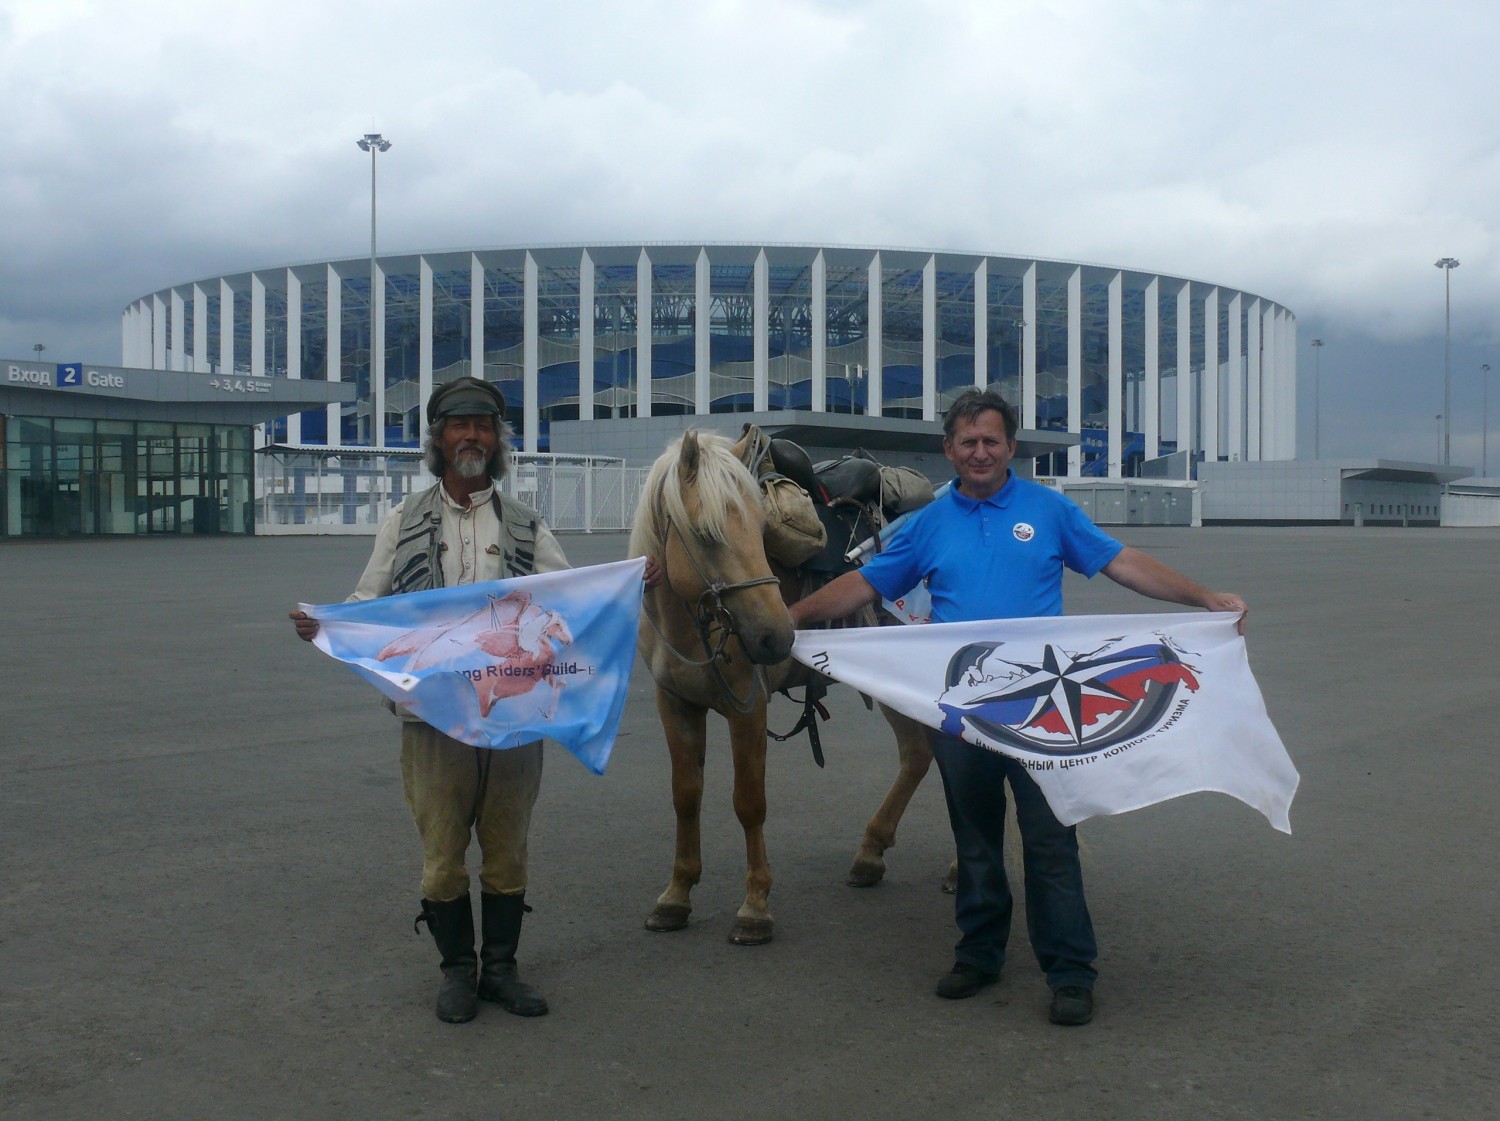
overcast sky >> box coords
[3,0,1497,468]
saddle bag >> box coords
[740,423,826,567]
[760,473,826,567]
[878,465,935,516]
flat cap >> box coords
[426,376,506,424]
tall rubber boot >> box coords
[414,896,478,1024]
[478,892,548,1017]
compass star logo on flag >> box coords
[937,635,1201,755]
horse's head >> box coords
[631,429,794,666]
[514,601,574,656]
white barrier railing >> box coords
[256,447,649,534]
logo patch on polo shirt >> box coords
[1012,522,1035,542]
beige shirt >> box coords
[349,481,570,603]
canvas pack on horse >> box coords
[630,428,939,946]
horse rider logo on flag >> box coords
[300,558,645,775]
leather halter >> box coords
[642,488,781,714]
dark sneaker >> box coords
[1049,985,1094,1025]
[935,962,999,1000]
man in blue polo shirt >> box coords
[789,388,1246,1026]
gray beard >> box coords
[453,452,490,480]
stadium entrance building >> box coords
[1,357,350,537]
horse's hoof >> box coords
[846,857,886,888]
[645,903,691,932]
[727,917,774,946]
[940,869,958,895]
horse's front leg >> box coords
[848,705,936,888]
[725,700,773,945]
[646,686,707,933]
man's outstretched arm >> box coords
[1101,547,1248,634]
[789,571,881,628]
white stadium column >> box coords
[1266,309,1282,460]
[251,278,266,453]
[1108,271,1123,478]
[287,269,302,445]
[326,265,342,445]
[251,274,266,377]
[579,251,594,420]
[1144,275,1160,461]
[922,255,937,422]
[812,250,827,412]
[753,249,769,412]
[153,294,167,369]
[636,248,652,419]
[524,251,539,451]
[470,253,485,379]
[1282,311,1297,460]
[420,256,434,443]
[1246,298,1262,460]
[1202,287,1219,463]
[867,252,883,416]
[1176,283,1193,461]
[695,248,711,413]
[1067,266,1082,477]
[973,261,987,389]
[1227,291,1243,460]
[1022,262,1037,429]
[193,284,209,372]
[170,289,185,371]
[219,279,234,376]
[374,261,387,449]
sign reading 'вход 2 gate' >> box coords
[6,363,124,390]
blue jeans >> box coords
[932,731,1097,991]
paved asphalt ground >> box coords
[3,526,1497,1120]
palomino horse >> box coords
[631,428,938,945]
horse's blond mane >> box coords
[629,431,759,556]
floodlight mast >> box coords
[1435,257,1459,466]
[356,133,392,269]
[356,133,391,446]
[1310,339,1324,459]
[1483,363,1492,478]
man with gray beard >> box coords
[290,376,569,1024]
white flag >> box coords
[792,612,1298,832]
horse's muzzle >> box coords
[740,616,795,666]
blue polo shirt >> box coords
[860,470,1124,623]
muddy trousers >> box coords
[400,722,543,903]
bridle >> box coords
[642,489,781,714]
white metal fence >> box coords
[256,447,650,534]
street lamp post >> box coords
[1310,338,1324,459]
[1483,362,1492,478]
[32,343,45,361]
[357,132,392,445]
[1435,257,1459,465]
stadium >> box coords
[118,241,1297,476]
[14,241,1471,535]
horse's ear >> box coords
[679,429,701,484]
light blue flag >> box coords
[302,558,645,775]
